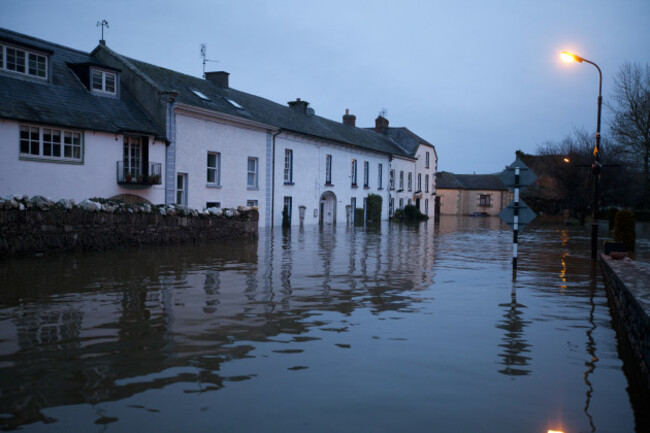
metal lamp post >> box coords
[561,51,602,260]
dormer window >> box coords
[91,68,116,95]
[0,43,48,79]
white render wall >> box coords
[174,112,269,223]
[413,144,437,218]
[0,120,164,203]
[273,133,391,226]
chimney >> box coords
[342,109,356,127]
[288,98,310,113]
[375,115,389,133]
[205,71,229,88]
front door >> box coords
[320,192,336,225]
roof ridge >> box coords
[0,27,91,56]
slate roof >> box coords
[365,126,435,158]
[0,28,159,137]
[436,172,507,190]
[108,51,409,157]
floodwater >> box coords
[0,216,646,432]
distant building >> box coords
[435,172,511,216]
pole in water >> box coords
[513,167,520,270]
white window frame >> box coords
[408,172,412,192]
[399,198,404,209]
[389,169,395,190]
[247,157,259,189]
[247,200,258,207]
[207,152,221,186]
[418,173,422,191]
[123,136,142,177]
[325,154,332,185]
[378,163,383,189]
[176,173,188,206]
[284,149,293,184]
[1,43,47,79]
[351,159,358,186]
[425,174,430,193]
[91,68,117,95]
[425,152,430,168]
[363,161,369,187]
[399,171,404,190]
[19,124,82,163]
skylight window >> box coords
[192,89,210,101]
[225,97,243,109]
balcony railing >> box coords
[117,161,162,185]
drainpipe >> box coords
[271,129,282,227]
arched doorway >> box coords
[319,191,336,225]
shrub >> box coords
[614,209,636,251]
[403,204,427,220]
[354,207,365,225]
[366,194,382,223]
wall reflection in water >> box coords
[0,222,437,429]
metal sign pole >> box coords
[513,167,519,270]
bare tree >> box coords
[608,62,650,208]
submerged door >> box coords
[320,192,336,225]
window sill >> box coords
[351,184,358,189]
[325,182,334,187]
[378,187,384,190]
[19,155,83,165]
[206,184,222,188]
[284,182,295,186]
[247,187,259,191]
[364,186,370,190]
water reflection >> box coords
[0,219,642,432]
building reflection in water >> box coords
[0,223,437,429]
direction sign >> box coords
[499,199,537,229]
[499,158,537,191]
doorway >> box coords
[319,191,336,225]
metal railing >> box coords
[116,161,162,185]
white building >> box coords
[1,28,438,227]
[0,28,163,204]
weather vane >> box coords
[200,43,219,77]
[97,19,109,42]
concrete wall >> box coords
[0,119,165,204]
[436,187,511,216]
[0,207,258,257]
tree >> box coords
[608,62,650,208]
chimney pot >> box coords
[375,115,389,133]
[343,109,356,127]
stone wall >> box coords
[600,255,650,392]
[0,207,258,257]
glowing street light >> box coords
[560,50,603,260]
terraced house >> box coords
[1,28,438,226]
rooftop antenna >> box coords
[379,108,388,118]
[200,43,219,77]
[97,19,109,43]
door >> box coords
[320,192,336,225]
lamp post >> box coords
[561,51,602,260]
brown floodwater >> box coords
[0,216,646,432]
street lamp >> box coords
[561,51,602,260]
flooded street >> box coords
[0,216,643,432]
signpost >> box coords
[499,158,537,271]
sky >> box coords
[2,0,650,174]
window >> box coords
[418,173,422,191]
[247,200,258,207]
[283,196,292,225]
[206,202,221,209]
[399,171,404,190]
[408,198,412,206]
[363,161,369,187]
[408,172,412,192]
[325,154,332,185]
[191,89,210,100]
[123,136,141,176]
[247,157,258,188]
[91,69,116,95]
[351,159,357,186]
[389,169,395,190]
[226,97,243,109]
[425,174,430,193]
[1,44,47,79]
[207,152,221,185]
[378,163,383,189]
[351,197,357,224]
[425,199,429,215]
[284,149,293,183]
[480,194,491,207]
[399,198,404,209]
[176,173,188,206]
[425,152,430,168]
[20,125,82,162]
[389,198,394,216]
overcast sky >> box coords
[2,0,649,173]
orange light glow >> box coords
[563,157,570,163]
[548,430,565,433]
[561,51,582,63]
